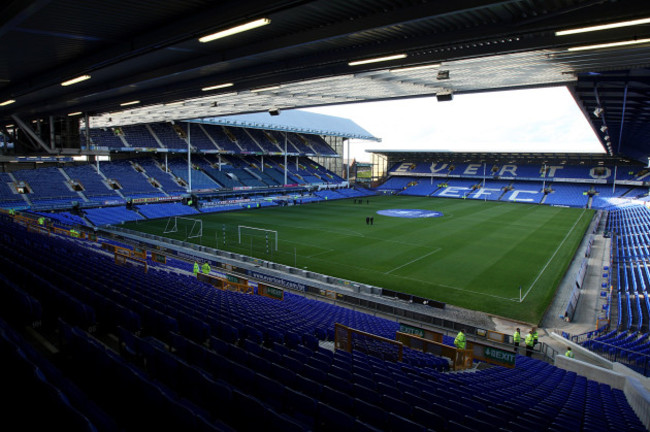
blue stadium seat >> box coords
[316,402,356,432]
[283,387,318,430]
[354,398,387,430]
[253,372,285,411]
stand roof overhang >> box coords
[0,1,648,160]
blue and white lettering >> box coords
[498,165,517,176]
[543,166,564,177]
[508,190,538,202]
[430,163,449,173]
[439,187,470,198]
[589,167,611,179]
[394,163,413,173]
[464,164,481,175]
[472,188,500,199]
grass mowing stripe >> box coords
[521,208,587,302]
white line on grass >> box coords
[306,248,335,259]
[520,209,587,303]
[385,248,441,275]
[393,275,520,302]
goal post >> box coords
[163,216,203,240]
[163,216,177,234]
[238,225,278,251]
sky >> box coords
[304,86,605,163]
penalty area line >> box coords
[385,248,441,275]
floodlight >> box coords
[389,64,441,73]
[593,107,603,117]
[600,125,608,133]
[61,75,91,87]
[0,99,15,106]
[199,18,270,43]
[348,54,407,66]
[201,83,234,91]
[252,86,280,93]
[556,17,650,36]
[568,38,650,52]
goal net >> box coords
[164,217,203,240]
[238,225,278,251]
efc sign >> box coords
[483,347,516,367]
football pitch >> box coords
[124,196,594,324]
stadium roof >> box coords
[188,110,380,141]
[0,1,649,160]
[368,150,641,165]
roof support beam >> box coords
[0,0,52,38]
[10,114,55,154]
[618,80,629,154]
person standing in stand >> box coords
[513,328,521,353]
[454,329,466,350]
[525,330,535,357]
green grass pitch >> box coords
[124,196,594,324]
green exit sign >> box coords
[483,346,516,366]
[399,324,425,338]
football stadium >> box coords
[0,2,649,431]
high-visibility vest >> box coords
[454,332,466,350]
[532,331,539,342]
[193,262,199,274]
[513,331,521,343]
[565,350,574,358]
[525,333,534,347]
[201,262,211,274]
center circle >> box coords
[376,209,444,218]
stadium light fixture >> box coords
[556,17,650,36]
[201,82,234,92]
[389,63,441,73]
[593,107,603,118]
[251,86,280,93]
[61,75,91,87]
[600,125,608,133]
[0,99,15,106]
[199,18,270,43]
[120,100,140,107]
[567,38,650,52]
[67,111,82,116]
[348,54,407,66]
